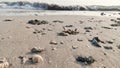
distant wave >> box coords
[0,1,120,11]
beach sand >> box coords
[0,15,120,68]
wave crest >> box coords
[0,1,120,11]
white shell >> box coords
[31,55,43,63]
[0,58,9,68]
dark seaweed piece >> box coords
[76,56,95,65]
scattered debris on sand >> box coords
[31,47,45,53]
[110,18,120,27]
[63,28,79,35]
[33,29,41,34]
[28,19,48,25]
[76,56,95,65]
[53,20,64,23]
[33,29,46,35]
[0,58,9,68]
[89,37,104,48]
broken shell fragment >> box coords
[31,55,43,64]
[0,58,9,68]
[18,56,28,64]
[50,40,58,45]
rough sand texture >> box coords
[0,15,120,68]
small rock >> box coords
[106,41,113,44]
[104,46,113,50]
[52,48,57,50]
[65,25,73,27]
[89,37,102,47]
[48,29,52,31]
[58,32,68,36]
[79,21,84,24]
[33,31,37,34]
[26,26,31,29]
[60,41,64,44]
[50,40,58,45]
[77,39,83,42]
[31,47,45,53]
[72,46,78,49]
[62,28,79,35]
[103,53,107,55]
[110,24,119,27]
[101,12,105,16]
[40,20,48,24]
[41,33,46,35]
[84,27,93,30]
[53,20,63,23]
[117,18,120,20]
[30,55,43,64]
[28,19,38,25]
[110,19,115,21]
[86,29,90,32]
[28,19,48,25]
[42,28,46,30]
[117,45,120,49]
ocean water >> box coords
[0,8,120,17]
[0,1,120,16]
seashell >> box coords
[31,55,43,64]
[72,46,78,49]
[0,58,9,68]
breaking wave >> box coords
[0,1,120,11]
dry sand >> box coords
[0,15,120,68]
